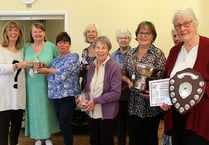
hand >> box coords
[41,62,46,68]
[138,90,149,99]
[160,103,171,111]
[19,61,31,68]
[36,68,48,74]
[76,97,82,108]
[85,100,95,112]
[127,80,133,89]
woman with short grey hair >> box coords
[162,7,209,145]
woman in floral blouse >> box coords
[122,21,166,145]
[38,31,80,145]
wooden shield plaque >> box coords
[169,68,206,115]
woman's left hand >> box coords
[160,103,171,111]
[36,68,48,74]
[85,100,95,112]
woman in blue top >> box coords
[38,31,81,145]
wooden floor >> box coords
[17,120,164,145]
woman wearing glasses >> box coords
[122,21,166,145]
[161,8,209,145]
[80,24,100,90]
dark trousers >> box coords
[53,97,75,145]
[88,118,114,145]
[128,114,161,145]
[0,110,24,145]
[116,101,129,145]
[172,109,209,145]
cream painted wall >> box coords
[1,0,209,57]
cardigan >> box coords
[164,36,209,141]
[83,58,121,119]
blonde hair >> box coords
[1,21,24,50]
[83,24,100,43]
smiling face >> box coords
[31,26,46,42]
[136,25,154,47]
[174,15,197,43]
[95,41,109,64]
[6,27,20,42]
[86,25,98,44]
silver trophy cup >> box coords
[32,58,42,73]
[134,63,156,92]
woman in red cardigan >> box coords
[161,8,209,145]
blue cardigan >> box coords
[83,58,121,119]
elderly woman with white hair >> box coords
[111,28,132,145]
[161,7,209,145]
[79,36,121,145]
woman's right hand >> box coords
[160,103,171,111]
[85,100,95,112]
[15,61,31,69]
[127,79,134,88]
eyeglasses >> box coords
[174,20,192,30]
[118,37,129,40]
[138,31,151,37]
[87,30,97,34]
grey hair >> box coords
[173,7,199,27]
[115,28,132,41]
[83,24,101,43]
[93,36,112,51]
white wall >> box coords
[1,0,209,57]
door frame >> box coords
[0,11,69,32]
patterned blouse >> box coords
[122,44,166,118]
[48,53,81,99]
[80,47,96,90]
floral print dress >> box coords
[122,44,166,118]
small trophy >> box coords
[32,58,42,73]
[77,92,90,111]
[134,63,157,92]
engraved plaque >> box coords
[169,68,206,114]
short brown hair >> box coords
[135,21,157,43]
[56,31,71,45]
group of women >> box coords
[0,7,209,145]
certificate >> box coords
[149,78,171,106]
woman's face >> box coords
[86,25,97,44]
[56,40,70,56]
[6,27,20,42]
[117,34,131,49]
[31,26,45,42]
[136,26,154,47]
[95,41,109,63]
[174,15,197,42]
